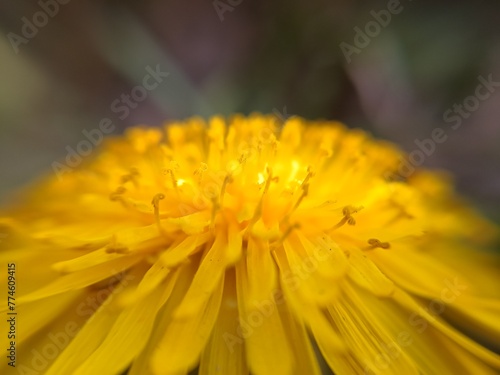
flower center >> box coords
[105,119,393,252]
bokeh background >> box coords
[1,0,499,224]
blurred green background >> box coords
[0,0,499,222]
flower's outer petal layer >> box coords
[172,235,227,318]
[159,233,211,268]
[71,269,178,375]
[0,290,88,374]
[443,296,500,348]
[235,244,294,375]
[275,295,323,375]
[281,235,344,306]
[272,245,346,354]
[357,285,472,375]
[199,270,248,375]
[15,254,142,305]
[368,241,500,342]
[346,246,395,297]
[151,257,225,375]
[0,241,85,298]
[369,243,473,299]
[329,282,419,375]
[15,290,83,345]
[435,332,499,375]
[128,260,196,375]
[392,288,500,369]
[45,293,128,375]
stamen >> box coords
[193,162,208,187]
[105,235,129,254]
[219,173,233,207]
[366,238,390,250]
[280,165,314,225]
[238,153,248,169]
[152,193,166,234]
[246,166,273,232]
[209,196,220,231]
[256,139,263,162]
[387,199,414,224]
[328,205,362,231]
[265,137,279,165]
[109,186,126,201]
[300,166,314,188]
[271,137,278,156]
[166,169,178,193]
[120,167,140,187]
[109,186,129,209]
[294,183,309,209]
[281,183,309,225]
[317,200,337,208]
[317,146,332,162]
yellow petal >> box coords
[159,232,211,268]
[52,247,128,273]
[347,246,395,297]
[151,271,224,375]
[328,282,418,375]
[199,270,248,375]
[393,288,500,369]
[45,291,123,375]
[281,235,342,305]
[369,245,471,298]
[357,285,471,374]
[235,247,294,375]
[437,333,499,375]
[246,237,276,302]
[72,270,177,375]
[16,255,141,306]
[272,246,346,354]
[16,290,83,345]
[128,261,197,375]
[275,295,322,375]
[172,234,227,318]
[447,296,500,340]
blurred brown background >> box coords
[0,0,499,221]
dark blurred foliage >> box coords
[0,0,499,223]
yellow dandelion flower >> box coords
[1,114,500,375]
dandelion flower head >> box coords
[1,114,499,375]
